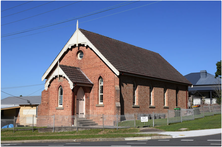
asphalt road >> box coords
[1,134,221,146]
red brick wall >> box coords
[47,77,73,116]
[37,90,49,117]
[120,75,188,115]
[40,45,119,117]
[37,77,74,127]
[60,45,119,115]
[37,90,49,127]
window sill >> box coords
[163,106,169,109]
[96,104,104,107]
[132,105,140,108]
[149,105,155,108]
[56,107,64,110]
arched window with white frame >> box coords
[58,86,63,107]
[133,82,137,105]
[99,77,103,104]
[149,85,153,106]
[164,87,167,106]
[176,88,179,107]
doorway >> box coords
[76,87,85,118]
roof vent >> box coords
[200,70,207,78]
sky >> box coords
[1,0,221,99]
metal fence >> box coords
[167,105,221,125]
[2,105,220,132]
[1,119,14,128]
[1,113,168,132]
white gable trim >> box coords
[42,29,119,81]
[45,65,73,90]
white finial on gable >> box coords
[76,20,79,30]
[76,20,79,46]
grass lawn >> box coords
[156,114,221,131]
[2,114,221,141]
[118,118,167,127]
[1,128,159,141]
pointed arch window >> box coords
[58,86,63,107]
[99,77,103,104]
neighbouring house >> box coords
[1,96,41,127]
[184,70,221,107]
[37,25,191,127]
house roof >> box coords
[1,96,41,109]
[80,29,191,85]
[188,85,220,92]
[184,70,221,86]
[60,65,93,85]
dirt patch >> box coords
[98,129,110,134]
[139,128,163,132]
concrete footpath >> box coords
[137,128,221,138]
[1,128,221,144]
[158,128,221,138]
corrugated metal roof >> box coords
[188,85,220,92]
[1,105,20,110]
[1,96,41,105]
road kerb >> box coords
[1,135,172,144]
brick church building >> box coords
[37,24,191,125]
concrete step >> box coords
[81,123,98,126]
[77,118,98,127]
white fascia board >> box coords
[44,66,73,90]
[42,30,78,81]
[77,29,119,76]
[42,29,119,81]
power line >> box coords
[1,84,44,89]
[2,22,74,41]
[1,1,33,12]
[2,1,81,26]
[1,90,32,104]
[2,0,137,38]
[1,1,55,18]
[82,1,161,25]
[27,87,44,96]
[2,1,160,41]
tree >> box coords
[215,60,221,78]
[214,60,221,104]
[214,88,221,104]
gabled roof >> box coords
[42,28,119,82]
[184,70,221,86]
[1,96,41,109]
[42,28,191,85]
[80,29,191,85]
[60,65,93,85]
[44,64,93,90]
